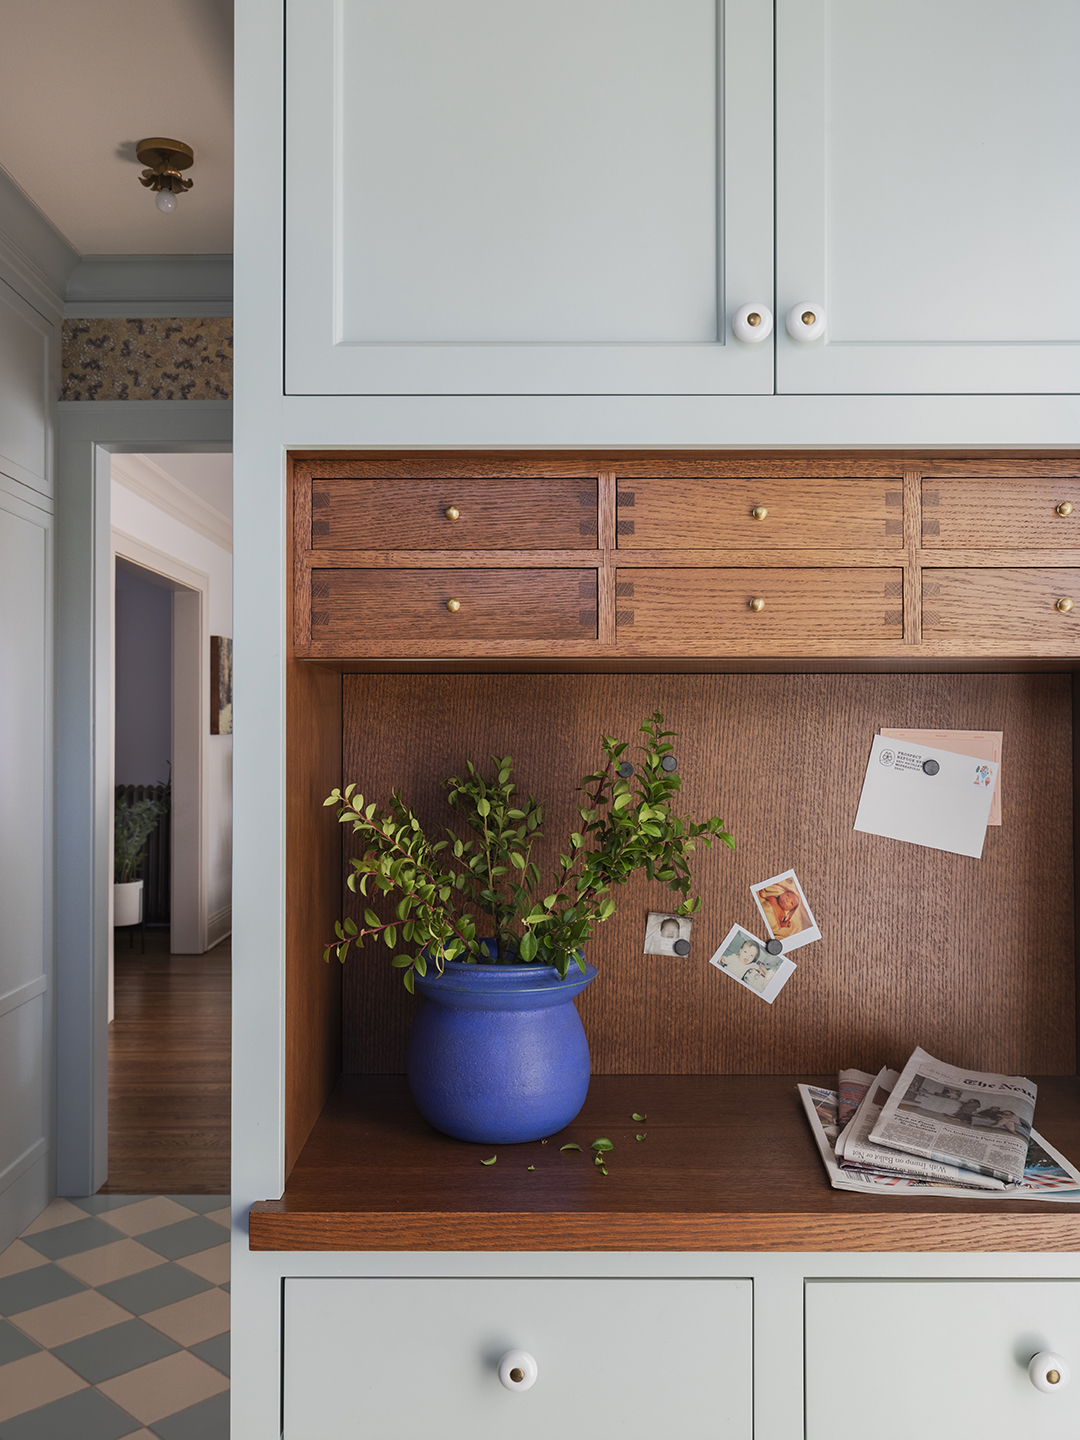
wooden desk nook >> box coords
[272,451,1080,1252]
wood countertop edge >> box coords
[247,1206,1080,1253]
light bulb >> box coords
[155,187,177,214]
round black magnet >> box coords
[765,939,783,955]
[673,939,690,956]
[922,758,940,775]
[661,755,677,772]
[617,762,633,778]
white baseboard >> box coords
[207,904,232,948]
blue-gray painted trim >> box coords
[64,255,233,317]
[55,401,232,1198]
[0,164,79,310]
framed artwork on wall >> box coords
[210,635,233,734]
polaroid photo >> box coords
[709,923,797,1005]
[749,869,820,952]
[642,911,693,957]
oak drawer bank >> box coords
[292,457,1080,660]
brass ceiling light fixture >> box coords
[136,138,194,214]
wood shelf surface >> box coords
[249,1074,1080,1254]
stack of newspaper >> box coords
[800,1046,1080,1200]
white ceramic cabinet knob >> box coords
[498,1349,538,1392]
[785,302,826,341]
[731,302,774,343]
[1029,1352,1070,1392]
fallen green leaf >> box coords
[527,1165,535,1172]
[594,1153,605,1166]
[636,1133,647,1141]
[480,1155,497,1165]
[632,1113,648,1122]
[591,1137,614,1153]
[600,1166,608,1175]
[560,1143,582,1152]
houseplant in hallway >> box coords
[113,791,170,927]
[323,713,734,1144]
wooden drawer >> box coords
[307,477,598,550]
[923,569,1080,641]
[615,478,904,549]
[922,480,1080,547]
[284,1277,752,1440]
[616,568,904,650]
[807,1280,1080,1440]
[306,568,597,652]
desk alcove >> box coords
[250,453,1080,1254]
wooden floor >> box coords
[100,929,231,1195]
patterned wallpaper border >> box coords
[61,318,232,401]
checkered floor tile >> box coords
[0,1196,229,1439]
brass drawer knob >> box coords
[749,597,765,612]
[1056,501,1074,517]
[444,506,461,521]
[1055,597,1073,613]
[751,505,768,521]
[446,598,461,613]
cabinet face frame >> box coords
[775,0,1080,395]
[284,0,774,396]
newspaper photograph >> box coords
[799,1085,1080,1202]
[838,1068,1006,1190]
[869,1047,1036,1185]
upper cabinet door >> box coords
[285,0,773,395]
[776,0,1080,394]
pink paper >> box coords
[879,729,1002,825]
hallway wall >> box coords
[114,564,172,786]
[111,472,232,937]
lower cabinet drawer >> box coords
[283,1277,752,1440]
[923,568,1080,641]
[806,1280,1080,1440]
[307,568,598,652]
[616,568,904,650]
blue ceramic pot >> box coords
[406,945,598,1144]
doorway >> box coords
[103,454,233,1195]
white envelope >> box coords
[853,735,999,859]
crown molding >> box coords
[0,165,80,320]
[111,452,232,552]
[65,254,233,317]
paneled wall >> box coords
[0,269,56,1247]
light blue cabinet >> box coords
[284,0,773,395]
[777,0,1080,394]
[283,0,1080,398]
[806,1279,1080,1440]
[283,1276,753,1439]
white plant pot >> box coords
[114,879,143,927]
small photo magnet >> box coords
[642,911,693,957]
[709,923,797,1005]
[749,869,821,953]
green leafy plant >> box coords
[114,793,170,883]
[323,712,734,991]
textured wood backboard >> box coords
[338,672,1074,1076]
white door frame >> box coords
[56,400,230,1197]
[112,535,211,964]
